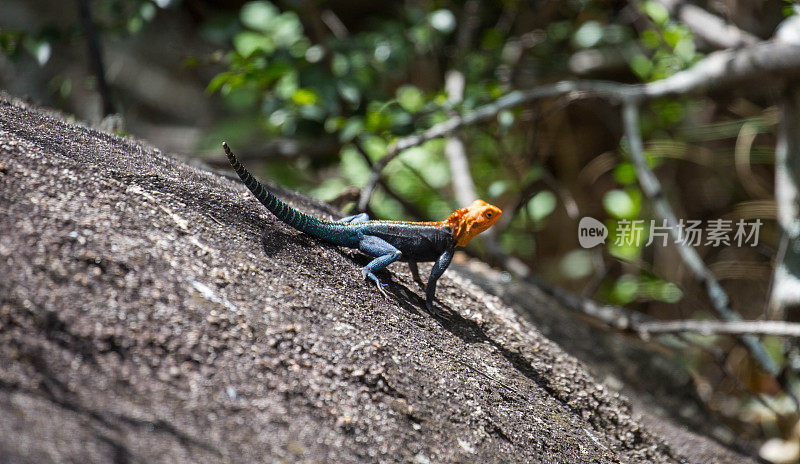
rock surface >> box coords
[0,93,756,463]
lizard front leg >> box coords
[358,235,402,299]
[408,262,425,288]
[425,246,454,314]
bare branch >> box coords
[772,87,800,313]
[622,100,779,375]
[534,270,800,338]
[527,273,652,331]
[357,41,800,210]
[637,320,800,338]
[320,9,348,39]
[444,70,478,208]
[654,0,759,49]
[473,245,800,341]
[76,0,114,116]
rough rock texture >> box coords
[0,93,757,463]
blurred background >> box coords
[2,0,798,460]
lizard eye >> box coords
[485,212,493,218]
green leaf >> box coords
[642,0,669,26]
[233,31,272,56]
[331,53,350,77]
[640,29,661,49]
[274,71,298,99]
[527,190,557,222]
[24,37,51,66]
[674,38,696,63]
[339,117,364,142]
[546,21,572,41]
[340,146,371,184]
[362,135,387,160]
[573,21,603,49]
[560,249,594,280]
[337,82,361,105]
[140,2,157,21]
[324,116,345,133]
[762,336,786,366]
[497,110,515,128]
[292,88,317,105]
[365,109,391,133]
[611,274,639,304]
[662,25,683,48]
[652,281,682,303]
[396,85,425,113]
[429,9,456,34]
[272,12,304,47]
[603,189,640,219]
[613,162,637,185]
[487,180,508,198]
[630,54,653,80]
[206,72,232,94]
[240,1,279,32]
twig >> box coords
[676,333,786,420]
[582,249,609,298]
[357,40,800,210]
[484,248,800,340]
[540,168,580,219]
[764,233,789,320]
[455,0,481,53]
[637,320,800,338]
[352,141,429,221]
[464,244,797,420]
[320,9,348,39]
[76,0,114,116]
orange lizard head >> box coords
[445,199,502,247]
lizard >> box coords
[222,142,501,314]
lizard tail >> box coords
[223,142,323,236]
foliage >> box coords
[208,0,706,299]
[2,0,791,442]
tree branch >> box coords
[76,0,114,116]
[443,70,478,208]
[357,40,800,210]
[636,319,800,338]
[654,0,759,49]
[772,87,800,313]
[622,100,779,375]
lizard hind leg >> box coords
[338,213,370,223]
[358,235,402,299]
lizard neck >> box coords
[444,206,472,247]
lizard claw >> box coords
[375,282,390,300]
[364,270,390,300]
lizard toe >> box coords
[363,270,390,300]
[376,283,390,300]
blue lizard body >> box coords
[223,142,500,313]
